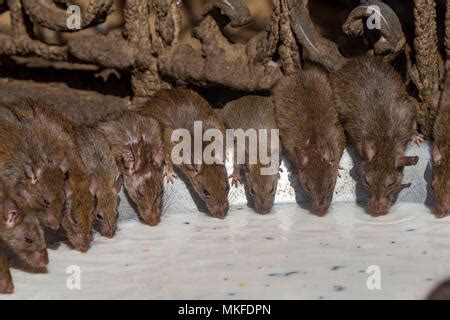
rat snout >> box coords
[141,208,162,227]
[254,205,271,215]
[435,201,449,218]
[100,225,117,238]
[71,234,92,253]
[28,249,49,268]
[368,197,390,217]
[254,198,273,215]
[208,202,229,220]
[46,215,60,231]
[312,199,330,217]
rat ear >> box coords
[59,156,69,173]
[361,138,376,162]
[24,164,42,184]
[19,189,35,207]
[64,180,73,197]
[3,199,20,228]
[89,175,99,197]
[113,175,123,193]
[432,145,443,166]
[395,155,419,168]
[295,147,309,168]
[154,145,166,167]
[122,146,136,173]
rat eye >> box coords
[304,185,312,193]
[250,188,256,196]
[25,235,33,244]
[269,187,275,195]
[203,189,211,197]
[96,213,104,221]
[137,188,144,198]
[43,198,50,208]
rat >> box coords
[218,95,281,214]
[1,99,96,252]
[96,110,166,226]
[431,101,449,218]
[138,89,230,219]
[75,126,122,237]
[331,56,420,216]
[0,115,65,231]
[273,67,346,216]
[0,205,48,294]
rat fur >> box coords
[274,67,346,216]
[331,56,419,216]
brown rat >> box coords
[75,126,122,237]
[431,101,449,218]
[0,204,48,294]
[1,100,96,252]
[138,89,230,219]
[273,67,346,216]
[219,95,281,214]
[331,56,419,216]
[0,115,64,231]
[96,111,166,226]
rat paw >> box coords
[229,174,242,187]
[410,134,424,147]
[165,171,177,184]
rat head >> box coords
[184,162,230,219]
[432,144,449,218]
[1,211,48,268]
[0,183,22,229]
[244,163,279,214]
[295,144,340,216]
[19,162,66,231]
[93,174,122,237]
[121,142,166,226]
[62,172,96,252]
[359,139,418,217]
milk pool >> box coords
[4,144,449,300]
